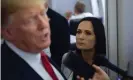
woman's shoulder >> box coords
[62,50,76,62]
[61,51,76,79]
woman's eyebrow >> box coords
[85,30,90,31]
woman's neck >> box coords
[81,48,95,65]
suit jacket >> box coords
[47,8,70,67]
[1,43,67,80]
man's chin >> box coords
[40,42,51,49]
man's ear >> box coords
[1,27,14,41]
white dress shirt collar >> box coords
[5,40,41,63]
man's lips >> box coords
[41,32,50,41]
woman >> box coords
[61,17,106,80]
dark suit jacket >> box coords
[1,43,67,80]
[47,8,70,67]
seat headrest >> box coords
[69,19,81,35]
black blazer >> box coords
[47,8,70,67]
[1,43,67,80]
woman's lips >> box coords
[77,42,84,45]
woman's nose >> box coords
[78,33,85,40]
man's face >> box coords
[4,5,51,53]
[76,21,96,50]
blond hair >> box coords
[1,0,47,27]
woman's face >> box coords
[76,21,96,50]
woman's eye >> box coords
[76,30,81,34]
[85,31,91,35]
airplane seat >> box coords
[69,19,81,36]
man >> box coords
[65,11,72,20]
[46,6,70,67]
[70,1,93,20]
[1,0,66,80]
[1,0,109,80]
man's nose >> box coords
[37,15,49,31]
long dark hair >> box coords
[76,17,106,56]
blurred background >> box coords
[1,0,133,80]
[47,0,133,79]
